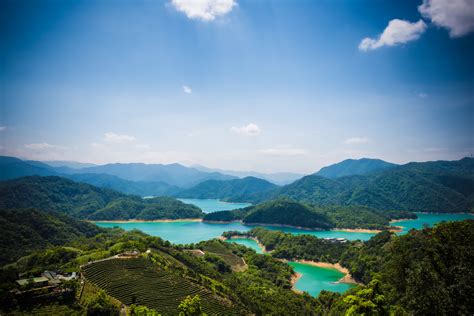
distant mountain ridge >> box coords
[192,164,304,185]
[0,156,235,196]
[315,158,397,178]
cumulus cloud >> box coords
[359,19,427,51]
[183,85,192,94]
[171,0,237,21]
[419,0,474,37]
[230,123,261,136]
[24,143,60,150]
[344,137,371,145]
[103,132,136,143]
[259,145,307,156]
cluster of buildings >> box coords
[16,271,78,289]
[323,237,348,243]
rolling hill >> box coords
[0,176,204,220]
[0,208,103,265]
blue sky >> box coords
[1,0,473,173]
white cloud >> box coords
[171,0,236,21]
[24,143,59,150]
[135,144,151,150]
[344,137,371,145]
[259,145,307,156]
[359,19,427,51]
[103,132,136,143]
[419,0,474,37]
[418,92,428,98]
[230,123,261,136]
[0,126,6,131]
[182,85,192,94]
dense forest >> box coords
[224,220,474,315]
[204,199,415,230]
[0,176,204,220]
[0,208,104,265]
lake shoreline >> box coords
[91,218,203,223]
[221,235,268,253]
[292,260,361,285]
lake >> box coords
[177,198,252,213]
[95,198,474,244]
[288,262,356,296]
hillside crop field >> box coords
[81,257,236,315]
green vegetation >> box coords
[273,158,474,213]
[205,199,414,230]
[242,199,334,229]
[82,257,234,315]
[247,227,351,263]
[0,176,204,220]
[178,295,204,316]
[176,176,278,202]
[0,208,103,265]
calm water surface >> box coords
[288,262,355,296]
[95,198,474,244]
[225,238,264,253]
[177,198,251,213]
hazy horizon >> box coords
[1,0,473,173]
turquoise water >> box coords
[390,212,474,234]
[95,202,474,245]
[288,262,355,296]
[225,238,264,253]
[177,198,252,213]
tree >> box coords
[178,295,205,316]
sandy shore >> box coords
[389,218,415,223]
[91,218,203,223]
[291,272,303,293]
[331,226,402,233]
[294,260,360,285]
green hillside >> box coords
[0,208,103,265]
[0,176,204,220]
[204,199,414,230]
[176,176,278,202]
[315,158,397,178]
[242,200,334,229]
[273,158,474,213]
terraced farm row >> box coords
[81,257,237,315]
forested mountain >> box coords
[315,158,397,178]
[176,176,278,202]
[242,200,334,229]
[204,199,414,230]
[0,156,232,196]
[70,162,237,187]
[0,208,103,265]
[0,156,58,180]
[268,157,474,213]
[0,176,203,220]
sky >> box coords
[1,0,473,173]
